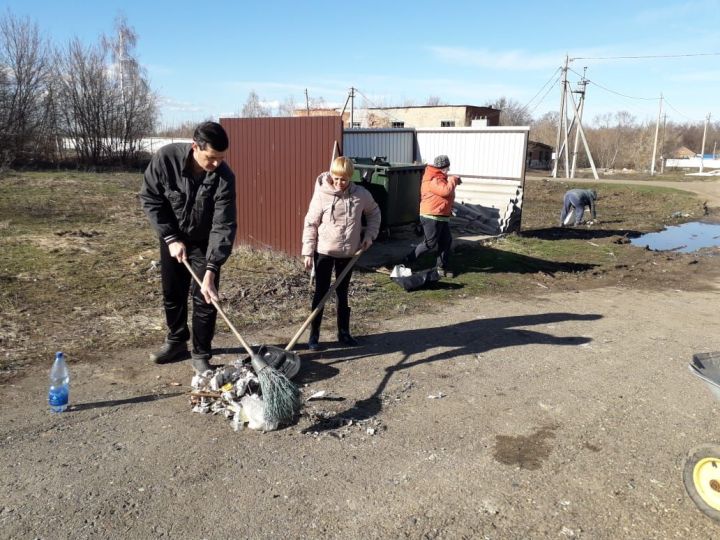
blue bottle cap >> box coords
[55,352,64,359]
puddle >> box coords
[631,221,720,253]
[493,424,558,470]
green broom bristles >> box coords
[251,355,301,425]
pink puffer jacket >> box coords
[301,172,381,257]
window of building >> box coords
[391,121,405,128]
[440,120,455,127]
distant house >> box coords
[294,104,501,129]
[294,107,350,125]
[669,146,696,159]
[527,141,553,170]
[363,105,501,129]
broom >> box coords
[182,260,301,425]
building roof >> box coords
[670,146,696,158]
[528,140,553,150]
[367,105,500,111]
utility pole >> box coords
[570,69,587,178]
[305,88,310,115]
[650,93,663,176]
[700,113,710,173]
[350,87,355,127]
[660,113,667,174]
[552,56,569,178]
[567,89,599,179]
[553,57,598,180]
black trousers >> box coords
[159,240,219,358]
[311,253,354,335]
[405,216,452,270]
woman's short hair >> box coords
[330,156,354,180]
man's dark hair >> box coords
[193,121,229,152]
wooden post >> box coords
[650,94,662,176]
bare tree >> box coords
[0,12,54,165]
[104,15,157,162]
[55,38,112,164]
[486,96,533,126]
[530,111,558,146]
[308,95,327,109]
[425,95,444,106]
[587,111,636,170]
[276,95,297,117]
[241,90,271,117]
[155,119,200,138]
[54,15,156,165]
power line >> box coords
[570,52,720,61]
[565,66,709,122]
[663,97,699,123]
[528,75,562,115]
[519,67,561,114]
[567,67,658,101]
[353,88,404,123]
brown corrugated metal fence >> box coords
[221,117,343,256]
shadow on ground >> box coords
[299,311,602,433]
[452,243,599,277]
[520,226,643,241]
[70,391,185,411]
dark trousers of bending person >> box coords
[310,252,355,345]
[159,240,219,360]
[404,216,453,270]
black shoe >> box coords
[150,340,188,364]
[308,332,322,351]
[190,354,212,373]
[337,330,359,347]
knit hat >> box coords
[433,155,450,169]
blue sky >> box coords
[4,0,719,127]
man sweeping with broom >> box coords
[140,122,237,373]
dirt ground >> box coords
[3,175,720,538]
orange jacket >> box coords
[419,165,460,216]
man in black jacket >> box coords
[140,122,237,372]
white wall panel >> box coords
[415,127,528,180]
[343,129,414,163]
[341,127,529,234]
[666,158,720,169]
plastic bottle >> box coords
[48,352,70,413]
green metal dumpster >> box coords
[351,157,425,232]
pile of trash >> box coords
[190,359,282,432]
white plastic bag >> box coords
[390,264,412,278]
[240,394,278,432]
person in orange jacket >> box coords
[402,155,461,278]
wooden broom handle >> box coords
[285,249,363,351]
[182,259,254,358]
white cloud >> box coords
[669,70,720,82]
[428,46,562,71]
[634,1,718,23]
[158,96,203,113]
[145,63,174,77]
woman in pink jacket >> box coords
[302,157,381,351]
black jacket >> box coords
[140,143,237,273]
